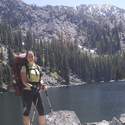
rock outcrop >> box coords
[46,110,81,125]
[87,117,124,125]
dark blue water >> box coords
[43,82,125,123]
[0,92,23,125]
[1,82,125,124]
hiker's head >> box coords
[26,51,35,64]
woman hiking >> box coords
[20,50,47,125]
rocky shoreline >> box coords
[46,110,81,125]
[42,72,86,87]
[86,115,125,125]
[42,71,125,88]
[46,110,125,125]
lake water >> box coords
[1,82,125,124]
[43,82,125,123]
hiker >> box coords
[20,50,47,125]
[0,45,12,92]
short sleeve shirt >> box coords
[21,64,41,83]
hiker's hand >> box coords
[43,85,48,91]
[24,83,32,89]
[40,84,48,91]
[40,79,48,91]
[27,83,32,87]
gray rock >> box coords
[97,120,109,125]
[85,117,123,125]
[119,114,125,124]
[110,117,122,125]
[46,110,81,125]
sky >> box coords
[22,0,125,9]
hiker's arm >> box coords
[40,78,48,91]
[39,66,48,91]
[20,66,32,88]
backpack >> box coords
[12,53,27,96]
[12,52,42,96]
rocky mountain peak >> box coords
[0,0,125,53]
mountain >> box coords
[0,0,125,54]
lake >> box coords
[43,82,125,123]
[1,81,125,124]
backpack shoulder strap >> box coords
[33,64,42,82]
[25,63,30,78]
[36,65,42,77]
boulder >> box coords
[119,114,125,124]
[109,117,122,125]
[85,117,122,125]
[46,110,81,125]
[97,120,109,125]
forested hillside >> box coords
[1,23,125,84]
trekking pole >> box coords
[45,90,53,113]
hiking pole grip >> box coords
[45,90,53,113]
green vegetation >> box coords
[0,23,125,84]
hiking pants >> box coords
[22,89,44,116]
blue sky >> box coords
[22,0,125,9]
